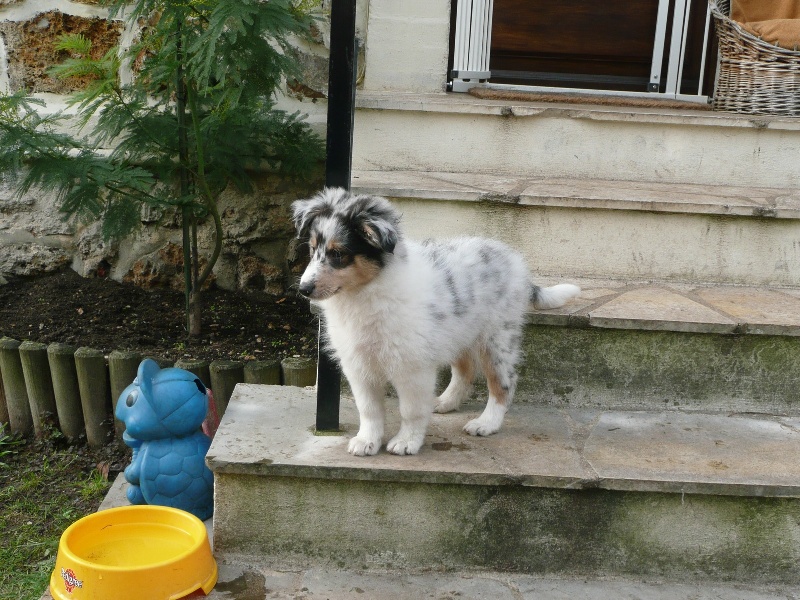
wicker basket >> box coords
[711,0,800,116]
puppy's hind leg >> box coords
[347,375,387,456]
[434,351,477,414]
[464,334,520,437]
[387,368,437,455]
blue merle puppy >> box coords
[292,188,580,456]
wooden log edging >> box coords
[175,358,211,388]
[19,341,58,437]
[281,357,317,388]
[74,347,113,449]
[244,359,281,385]
[0,338,318,441]
[0,337,32,436]
[0,367,9,428]
[47,343,85,442]
[209,360,245,416]
[108,350,141,443]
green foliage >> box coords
[1,0,323,239]
[99,0,323,183]
[0,0,325,333]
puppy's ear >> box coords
[291,195,330,239]
[349,195,401,254]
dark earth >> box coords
[0,267,320,482]
[0,268,320,363]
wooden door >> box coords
[450,0,717,95]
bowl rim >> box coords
[58,504,209,572]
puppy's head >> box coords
[291,188,401,300]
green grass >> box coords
[0,433,115,600]
[0,423,22,468]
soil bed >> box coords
[0,268,319,363]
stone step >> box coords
[352,169,800,219]
[352,92,800,190]
[47,476,798,600]
[514,278,800,413]
[207,385,800,585]
[350,169,800,286]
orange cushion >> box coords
[740,19,800,50]
[731,0,800,22]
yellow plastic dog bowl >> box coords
[50,505,217,600]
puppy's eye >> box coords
[327,249,351,268]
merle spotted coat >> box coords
[292,188,580,456]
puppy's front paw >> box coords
[348,436,381,456]
[463,417,501,437]
[386,434,423,455]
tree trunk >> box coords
[189,288,203,337]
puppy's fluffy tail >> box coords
[531,283,581,309]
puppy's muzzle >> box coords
[298,280,316,298]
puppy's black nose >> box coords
[298,281,315,297]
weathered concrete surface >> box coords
[352,169,800,218]
[362,0,450,94]
[517,325,800,413]
[208,386,800,583]
[584,411,800,495]
[586,287,737,333]
[351,94,800,189]
[208,386,800,496]
[509,279,800,413]
[374,195,800,287]
[203,562,799,600]
[695,287,800,335]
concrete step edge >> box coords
[206,386,800,500]
[527,277,800,337]
[354,90,800,133]
[351,169,800,219]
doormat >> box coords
[468,87,712,110]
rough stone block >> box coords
[0,243,69,278]
[0,11,123,94]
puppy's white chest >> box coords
[324,295,422,372]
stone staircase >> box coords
[74,273,800,594]
[207,94,800,587]
[208,384,800,584]
[207,279,800,585]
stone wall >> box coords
[0,0,371,292]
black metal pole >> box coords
[316,0,358,432]
[325,0,358,190]
[175,15,193,337]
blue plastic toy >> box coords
[115,359,214,521]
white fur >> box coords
[294,190,580,456]
[533,283,582,309]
